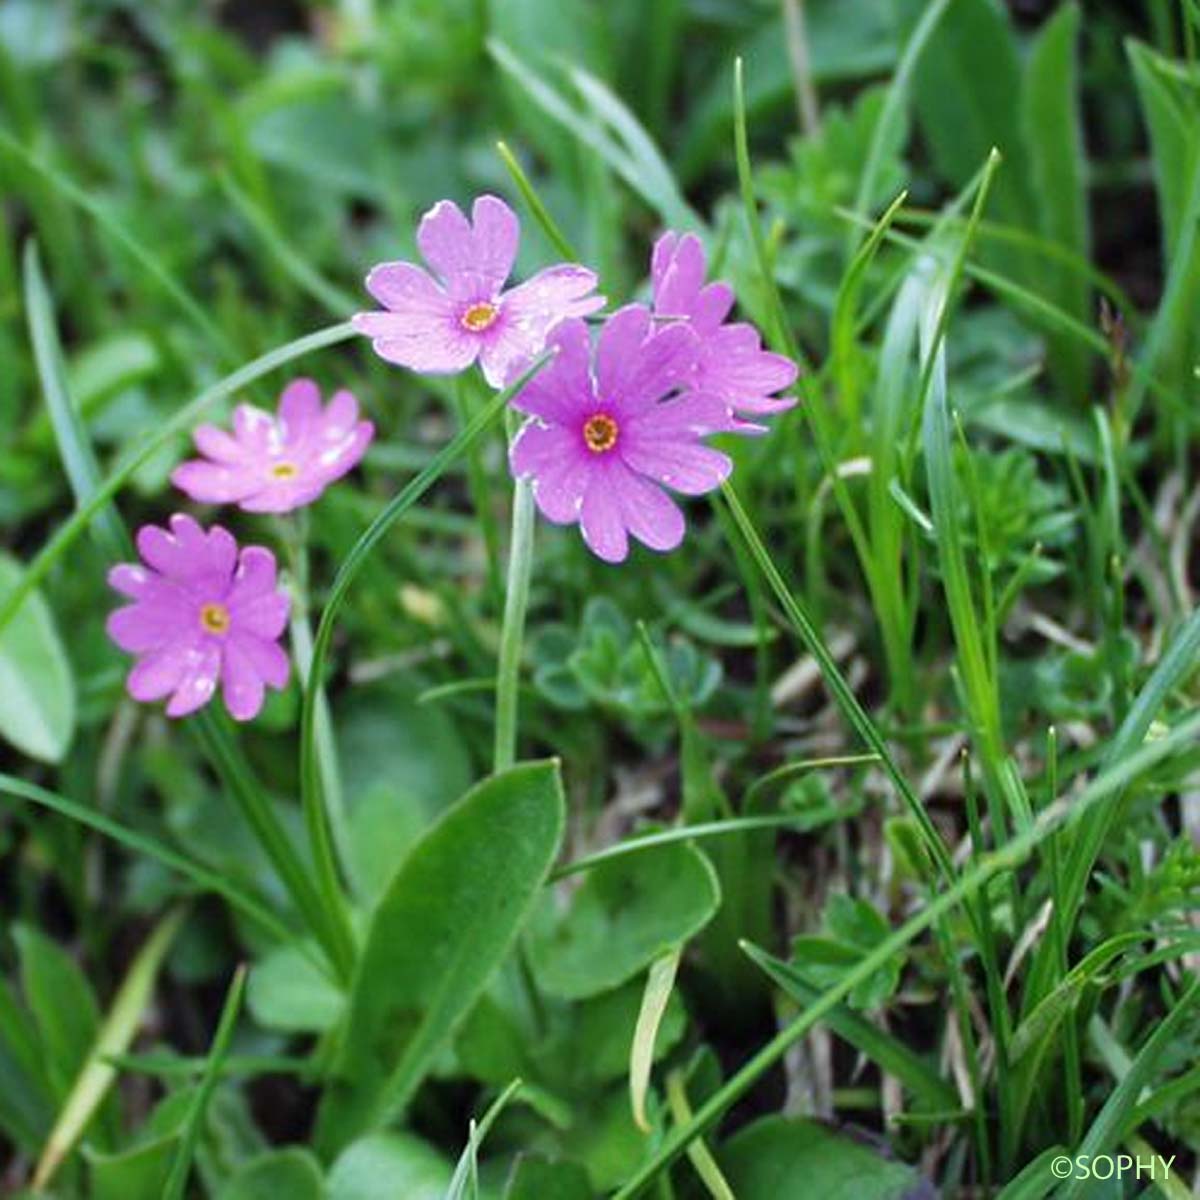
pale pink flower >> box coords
[651,231,798,427]
[509,306,733,564]
[171,379,373,514]
[353,195,604,388]
[107,515,290,721]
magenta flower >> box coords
[651,232,798,426]
[352,194,604,388]
[106,515,291,721]
[508,305,734,564]
[170,379,373,514]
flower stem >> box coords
[493,431,536,773]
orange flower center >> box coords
[270,461,299,479]
[199,602,231,635]
[461,301,498,332]
[583,413,619,454]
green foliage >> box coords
[1,1,1197,1195]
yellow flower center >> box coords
[460,301,498,332]
[583,413,619,454]
[199,602,231,635]
[270,461,299,479]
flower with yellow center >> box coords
[460,301,499,332]
[583,413,619,454]
[199,602,231,636]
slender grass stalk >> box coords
[496,141,580,261]
[494,470,536,773]
[720,482,955,885]
[162,966,247,1200]
[611,712,1200,1197]
[664,1070,735,1200]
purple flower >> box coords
[508,305,734,564]
[106,515,291,721]
[353,195,604,388]
[651,232,798,426]
[170,379,373,514]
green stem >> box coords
[494,450,536,773]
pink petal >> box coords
[650,232,680,295]
[624,392,739,440]
[239,480,327,514]
[278,378,322,444]
[201,523,239,581]
[220,639,266,722]
[107,597,192,654]
[652,232,708,317]
[108,563,154,599]
[137,516,206,582]
[227,545,279,601]
[700,324,798,411]
[309,421,373,482]
[689,282,735,333]
[579,468,630,564]
[611,464,686,553]
[508,319,596,425]
[230,632,290,689]
[322,389,361,431]
[233,405,277,454]
[620,437,732,496]
[596,306,698,416]
[171,460,256,506]
[502,265,604,332]
[417,195,518,293]
[164,642,222,718]
[127,641,197,703]
[354,263,479,375]
[510,420,591,524]
[193,424,250,465]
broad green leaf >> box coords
[718,1115,920,1199]
[217,1148,324,1200]
[316,761,565,1152]
[527,841,720,999]
[1020,1,1090,401]
[0,555,75,762]
[14,925,100,1099]
[327,1132,452,1200]
[0,977,52,1152]
[246,943,344,1033]
[900,0,1032,231]
[87,1135,178,1200]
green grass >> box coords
[0,1,1198,1197]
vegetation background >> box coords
[0,0,1198,1196]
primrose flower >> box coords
[651,231,798,425]
[509,305,734,564]
[107,515,290,721]
[353,194,604,388]
[171,379,373,513]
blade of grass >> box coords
[665,1069,735,1200]
[161,965,247,1200]
[610,711,1200,1197]
[0,773,304,958]
[1061,977,1200,1199]
[446,1078,524,1200]
[31,908,186,1191]
[630,950,681,1133]
[494,470,536,772]
[496,141,580,261]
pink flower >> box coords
[106,515,291,721]
[353,194,605,388]
[508,305,734,564]
[651,232,798,426]
[170,379,373,514]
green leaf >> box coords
[505,1157,592,1199]
[0,977,52,1152]
[527,841,720,999]
[717,1115,920,1199]
[0,555,74,763]
[87,1134,179,1200]
[246,943,344,1034]
[14,924,100,1099]
[326,1132,452,1200]
[1020,1,1090,401]
[216,1148,324,1200]
[316,761,565,1152]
